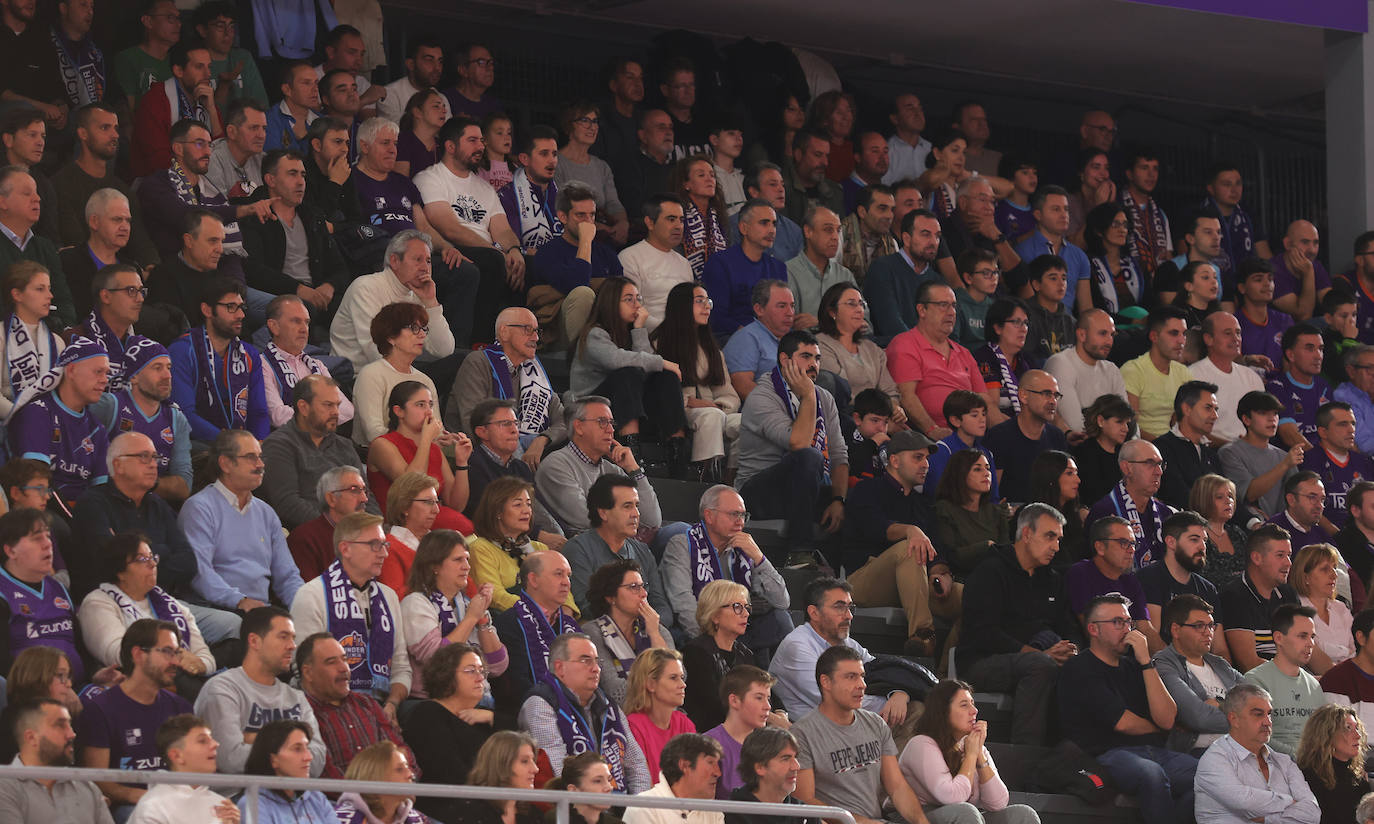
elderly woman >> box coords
[467,476,574,614]
[368,380,474,536]
[581,558,672,706]
[77,532,215,677]
[380,472,444,596]
[554,100,628,246]
[680,580,756,731]
[1189,474,1249,590]
[401,530,506,700]
[1292,543,1355,674]
[353,302,442,447]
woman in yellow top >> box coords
[467,476,578,614]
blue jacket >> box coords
[1012,231,1091,311]
[168,332,270,442]
[238,788,336,823]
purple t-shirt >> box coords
[1271,256,1332,301]
[352,170,421,236]
[105,388,178,476]
[0,571,82,683]
[78,686,192,772]
[1237,308,1294,367]
[704,725,745,800]
[1346,275,1374,346]
[1267,511,1331,553]
[1265,371,1331,445]
[994,200,1036,242]
[1065,559,1150,619]
[1302,446,1374,529]
[7,391,109,501]
[396,130,441,178]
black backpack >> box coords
[1026,740,1115,805]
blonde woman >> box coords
[1188,474,1248,589]
[1291,544,1354,673]
[681,580,755,730]
[334,740,430,824]
[623,648,695,783]
[1295,704,1367,824]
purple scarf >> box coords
[83,309,131,393]
[770,366,829,484]
[589,613,650,683]
[687,521,752,595]
[1120,189,1170,273]
[987,344,1022,413]
[510,589,579,686]
[1106,480,1172,568]
[547,674,631,792]
[188,326,253,430]
[1089,255,1143,315]
[335,795,427,824]
[681,200,725,280]
[263,341,323,397]
[429,588,459,637]
[97,583,192,646]
[323,560,396,695]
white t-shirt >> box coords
[128,783,232,824]
[619,240,695,332]
[1044,346,1128,431]
[414,161,500,244]
[1187,659,1229,750]
[312,64,372,94]
[377,76,450,123]
[1188,356,1266,443]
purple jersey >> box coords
[0,570,82,682]
[7,390,109,501]
[352,170,421,236]
[1343,275,1374,346]
[1265,371,1331,445]
[1271,256,1332,302]
[994,200,1036,241]
[78,686,192,772]
[1238,308,1294,367]
[1301,446,1374,529]
[107,388,177,476]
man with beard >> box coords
[498,125,562,256]
[131,40,224,178]
[1138,512,1228,659]
[839,184,896,284]
[786,206,851,323]
[1046,308,1126,435]
[77,619,193,815]
[1151,594,1242,756]
[205,99,266,200]
[378,38,447,123]
[864,209,942,343]
[168,276,269,442]
[1084,439,1177,569]
[260,374,369,530]
[59,191,139,320]
[0,698,112,822]
[55,103,159,265]
[840,132,888,216]
[782,128,842,228]
[417,115,527,343]
[259,295,353,429]
[725,728,820,824]
[1119,149,1172,275]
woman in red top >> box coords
[380,471,442,595]
[368,379,474,534]
[622,647,695,783]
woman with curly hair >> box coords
[1295,704,1367,824]
[580,559,672,706]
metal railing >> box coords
[0,765,858,824]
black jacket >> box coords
[1153,431,1221,510]
[58,245,143,320]
[70,482,198,602]
[238,190,349,297]
[957,544,1079,674]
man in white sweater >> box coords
[619,194,692,332]
[127,714,237,824]
[290,512,411,719]
[1186,312,1264,445]
[329,229,456,371]
[1045,308,1127,435]
[192,606,327,775]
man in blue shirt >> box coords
[728,163,802,263]
[529,181,624,346]
[1012,185,1090,312]
[722,279,794,400]
[705,198,788,337]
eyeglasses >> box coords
[460,665,489,678]
[52,672,72,685]
[710,508,750,522]
[145,645,183,657]
[693,297,714,308]
[838,299,868,309]
[332,485,368,496]
[1294,492,1325,503]
[103,286,148,299]
[481,418,519,429]
[469,58,496,68]
[411,497,442,508]
[619,582,649,592]
[573,117,599,127]
[1024,389,1064,401]
[569,655,600,667]
[725,602,753,614]
[232,452,264,463]
[579,416,616,429]
[921,300,957,311]
[1100,537,1137,551]
[1126,459,1167,471]
[405,323,429,335]
[1001,318,1029,328]
[1109,220,1129,230]
[116,452,160,464]
[1091,617,1135,629]
[621,294,643,305]
[1179,621,1218,632]
[347,539,390,553]
[217,301,247,315]
[130,553,160,566]
[829,602,857,613]
[18,484,51,497]
[504,323,541,337]
[179,139,211,150]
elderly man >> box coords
[942,177,1021,274]
[1188,312,1265,444]
[53,103,160,265]
[205,98,266,198]
[1045,308,1126,434]
[168,276,269,441]
[736,330,847,559]
[260,374,373,531]
[492,552,584,706]
[613,109,675,238]
[291,512,410,716]
[1335,345,1374,454]
[564,475,672,625]
[723,279,796,399]
[1194,683,1320,824]
[464,399,564,549]
[785,206,852,322]
[983,369,1071,502]
[534,395,662,536]
[863,209,943,343]
[1153,593,1243,756]
[0,166,75,328]
[260,294,354,429]
[662,484,791,647]
[1268,220,1331,322]
[88,335,191,501]
[1219,525,1299,672]
[330,229,457,372]
[286,462,371,580]
[179,429,306,615]
[147,209,237,324]
[7,335,109,503]
[297,632,415,779]
[1084,439,1177,569]
[72,263,143,396]
[705,198,788,337]
[519,632,651,792]
[58,189,139,319]
[886,281,985,439]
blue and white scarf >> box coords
[769,366,829,484]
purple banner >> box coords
[1126,0,1367,32]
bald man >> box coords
[446,306,564,464]
[1045,308,1127,435]
[1186,312,1265,444]
[491,550,581,710]
[1270,221,1330,322]
[983,369,1070,503]
[1084,439,1177,569]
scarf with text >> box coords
[162,77,210,134]
[509,169,562,254]
[1089,255,1143,315]
[323,559,396,695]
[483,346,554,440]
[770,366,829,484]
[5,313,60,414]
[188,327,253,430]
[987,343,1022,413]
[510,588,579,686]
[97,583,191,646]
[681,200,725,280]
[168,160,246,255]
[264,342,324,397]
[1107,480,1171,567]
[51,29,103,107]
[687,521,752,595]
[1120,190,1170,272]
[548,673,630,791]
[82,309,132,393]
[590,613,651,684]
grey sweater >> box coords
[570,326,664,398]
[735,381,847,488]
[534,446,663,535]
[192,667,327,776]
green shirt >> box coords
[210,48,268,105]
[113,45,169,103]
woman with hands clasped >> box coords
[581,558,673,706]
[900,680,1040,824]
[369,380,474,534]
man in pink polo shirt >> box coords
[887,281,985,439]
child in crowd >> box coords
[848,388,894,485]
[953,249,999,347]
[1025,254,1076,360]
[926,390,1000,501]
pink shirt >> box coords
[260,350,356,428]
[627,710,697,782]
[886,327,985,425]
[898,734,1010,810]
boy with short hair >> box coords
[1318,288,1360,388]
[703,665,779,799]
[710,122,746,216]
[1025,254,1076,360]
[993,154,1038,242]
[954,248,999,347]
[127,714,238,823]
[848,388,893,485]
[926,389,1000,500]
